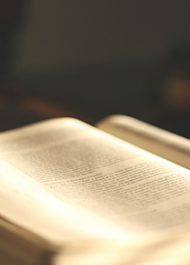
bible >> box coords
[0,115,190,265]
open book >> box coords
[1,115,190,265]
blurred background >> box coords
[0,0,190,137]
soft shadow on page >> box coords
[1,118,190,241]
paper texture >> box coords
[1,118,190,241]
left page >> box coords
[0,119,121,244]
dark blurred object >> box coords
[163,45,190,112]
[150,45,190,138]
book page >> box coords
[1,118,190,242]
[97,115,190,169]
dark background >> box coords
[0,0,190,137]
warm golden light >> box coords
[0,160,136,243]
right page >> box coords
[97,115,190,169]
